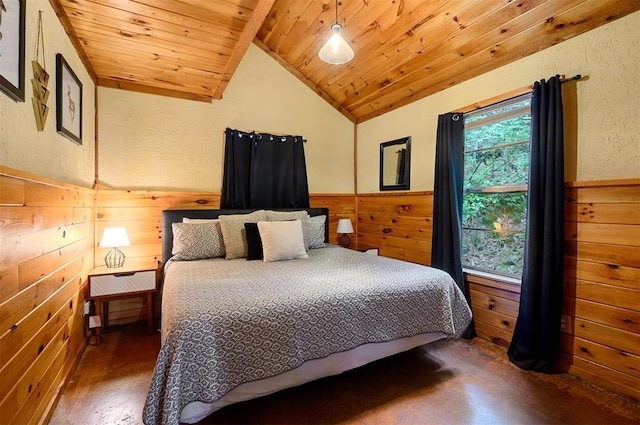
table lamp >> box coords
[337,218,354,248]
[99,227,130,268]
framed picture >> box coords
[0,0,26,101]
[56,53,82,144]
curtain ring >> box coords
[452,114,460,121]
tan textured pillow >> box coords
[265,210,310,250]
[257,220,308,263]
[219,210,268,259]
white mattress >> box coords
[180,331,446,423]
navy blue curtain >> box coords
[508,76,565,372]
[221,129,310,209]
[431,113,474,339]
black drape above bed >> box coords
[221,129,310,209]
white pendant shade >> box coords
[318,24,354,65]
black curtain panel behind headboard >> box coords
[221,129,310,209]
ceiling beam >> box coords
[212,0,278,99]
[98,79,213,103]
[48,0,97,83]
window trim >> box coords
[464,184,528,193]
[461,92,531,281]
[463,267,522,288]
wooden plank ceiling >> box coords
[52,0,640,123]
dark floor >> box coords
[49,323,640,425]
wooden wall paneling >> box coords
[574,318,640,357]
[565,242,640,269]
[0,168,95,425]
[468,282,521,301]
[573,299,639,334]
[0,175,25,205]
[472,307,516,334]
[0,259,83,334]
[95,190,221,265]
[0,292,73,371]
[0,268,19,306]
[566,279,639,311]
[17,238,91,291]
[567,259,639,289]
[566,202,640,225]
[469,289,519,317]
[106,297,148,327]
[0,326,69,424]
[356,192,433,264]
[96,190,222,208]
[572,336,640,379]
[310,194,356,245]
[469,281,520,349]
[0,223,92,277]
[568,357,640,402]
[474,324,513,348]
[566,222,640,246]
[566,183,640,203]
[560,181,639,400]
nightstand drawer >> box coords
[90,270,156,297]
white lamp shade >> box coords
[337,218,354,234]
[99,227,130,248]
[318,24,354,65]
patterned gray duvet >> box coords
[143,246,472,425]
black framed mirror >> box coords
[379,136,411,191]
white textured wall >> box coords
[98,44,354,193]
[357,12,640,193]
[0,0,95,187]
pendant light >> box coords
[318,0,354,65]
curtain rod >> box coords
[559,74,582,84]
[224,128,307,142]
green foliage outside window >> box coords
[462,96,531,279]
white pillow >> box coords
[257,220,308,263]
[219,210,268,259]
[171,221,225,260]
[307,215,326,249]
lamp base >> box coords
[105,247,126,268]
[339,233,351,248]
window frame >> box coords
[460,92,533,281]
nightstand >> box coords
[88,260,159,344]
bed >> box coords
[143,208,472,425]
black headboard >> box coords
[162,208,330,263]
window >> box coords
[461,94,532,279]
